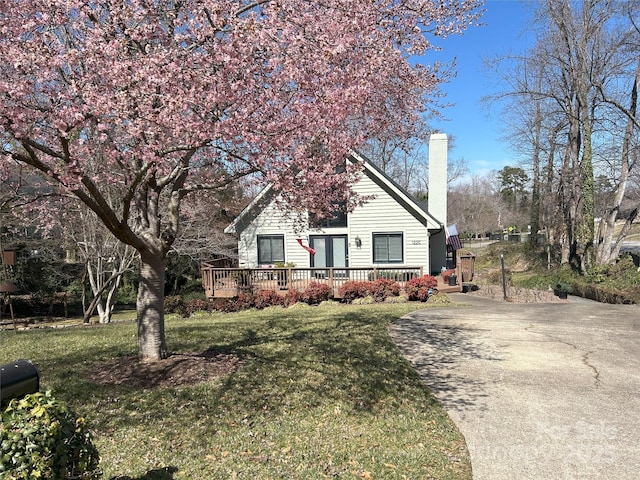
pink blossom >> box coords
[0,0,483,360]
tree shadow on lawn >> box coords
[111,466,178,480]
[39,306,451,427]
[390,310,505,415]
[194,308,443,415]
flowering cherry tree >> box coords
[0,0,482,361]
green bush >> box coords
[384,294,408,303]
[602,254,640,287]
[0,391,101,480]
[352,295,376,305]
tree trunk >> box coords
[559,114,580,266]
[543,124,562,263]
[81,268,89,324]
[575,118,594,272]
[574,29,595,272]
[595,58,640,265]
[137,251,168,362]
[529,97,543,249]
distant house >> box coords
[224,134,450,274]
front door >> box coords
[310,235,348,275]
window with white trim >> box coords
[257,235,285,265]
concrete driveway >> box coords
[389,294,640,479]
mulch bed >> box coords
[87,351,242,389]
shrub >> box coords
[338,281,371,303]
[164,295,186,315]
[384,294,408,303]
[0,391,101,480]
[235,292,256,310]
[283,289,303,307]
[184,298,210,317]
[210,292,256,313]
[405,275,438,302]
[368,278,400,301]
[301,282,332,305]
[254,290,284,309]
[214,299,241,313]
[611,255,640,287]
[585,264,608,284]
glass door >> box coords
[310,235,348,277]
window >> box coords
[310,202,347,228]
[315,210,347,228]
[373,233,403,263]
[257,235,285,265]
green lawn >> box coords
[0,303,471,479]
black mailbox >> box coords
[1,359,40,404]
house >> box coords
[202,133,467,298]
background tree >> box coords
[0,162,81,315]
[0,0,483,361]
[360,126,431,194]
[590,2,640,264]
[490,0,639,270]
[448,172,514,238]
[61,202,138,324]
[497,166,529,212]
[362,130,469,200]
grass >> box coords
[0,303,471,480]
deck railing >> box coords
[201,265,425,299]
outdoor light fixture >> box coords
[355,236,362,248]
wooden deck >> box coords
[201,265,466,299]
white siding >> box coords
[237,202,314,268]
[235,165,436,272]
[347,174,430,271]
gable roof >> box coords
[224,149,444,234]
[351,150,442,229]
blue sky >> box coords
[425,0,535,179]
